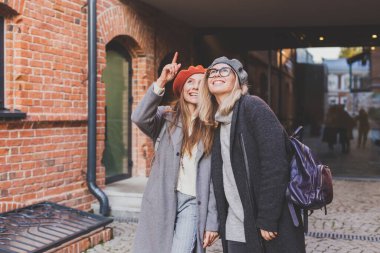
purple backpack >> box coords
[286,126,333,232]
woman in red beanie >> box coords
[132,52,219,253]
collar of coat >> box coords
[162,109,182,127]
[229,95,246,154]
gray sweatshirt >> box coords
[215,111,246,243]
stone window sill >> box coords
[0,109,27,119]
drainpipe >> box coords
[87,0,110,216]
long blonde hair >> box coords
[169,91,215,156]
[198,71,248,125]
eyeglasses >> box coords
[206,67,232,78]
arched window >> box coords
[102,38,133,183]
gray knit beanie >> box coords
[209,56,248,85]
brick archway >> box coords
[0,0,25,16]
[98,5,157,177]
[98,4,153,56]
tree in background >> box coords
[339,47,363,58]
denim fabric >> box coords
[171,191,198,253]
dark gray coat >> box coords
[131,85,219,253]
[211,95,305,253]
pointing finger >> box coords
[171,52,178,64]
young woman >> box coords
[132,53,219,253]
[198,56,305,253]
[356,108,370,148]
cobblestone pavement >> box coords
[303,129,380,178]
[87,180,380,253]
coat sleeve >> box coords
[245,96,289,232]
[131,83,168,141]
[206,179,219,232]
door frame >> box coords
[104,40,133,184]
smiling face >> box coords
[182,73,204,105]
[207,63,237,97]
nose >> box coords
[193,80,200,89]
[213,70,222,78]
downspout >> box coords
[87,0,110,216]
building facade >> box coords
[5,0,376,214]
[247,49,297,132]
[323,58,370,116]
[0,0,194,212]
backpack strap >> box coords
[303,209,309,233]
[287,188,310,233]
[291,126,304,140]
[286,188,300,227]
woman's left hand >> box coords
[260,229,278,241]
[203,231,219,248]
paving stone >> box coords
[87,180,380,253]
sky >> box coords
[306,47,341,63]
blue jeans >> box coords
[171,191,198,253]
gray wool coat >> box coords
[131,85,219,253]
[211,95,305,253]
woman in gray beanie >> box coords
[198,56,305,253]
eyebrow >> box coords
[209,67,230,70]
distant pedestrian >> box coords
[356,109,370,149]
[322,105,338,151]
[336,105,355,154]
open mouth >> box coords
[189,92,198,97]
[212,80,225,85]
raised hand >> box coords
[157,52,181,88]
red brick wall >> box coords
[0,201,24,212]
[0,121,94,210]
[0,0,194,212]
[96,1,194,176]
[0,0,25,15]
[46,227,113,253]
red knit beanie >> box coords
[173,65,206,98]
